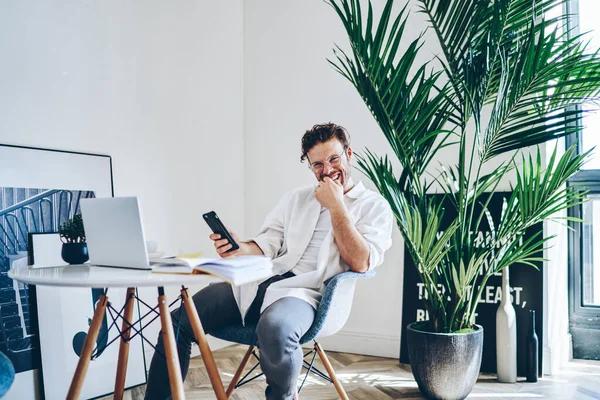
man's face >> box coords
[307,139,353,188]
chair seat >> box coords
[210,323,314,346]
[210,324,258,346]
[209,271,377,347]
[213,271,376,400]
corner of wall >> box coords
[241,0,249,239]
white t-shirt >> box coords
[291,205,332,275]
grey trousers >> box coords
[144,273,316,400]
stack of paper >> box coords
[152,255,273,285]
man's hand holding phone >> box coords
[210,230,242,258]
[203,211,241,258]
[204,211,265,258]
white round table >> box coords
[9,265,227,400]
[8,264,221,288]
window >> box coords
[582,195,600,306]
[567,0,600,361]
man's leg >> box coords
[256,297,315,400]
[144,283,241,400]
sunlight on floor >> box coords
[467,394,544,398]
[296,372,419,389]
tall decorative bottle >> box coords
[496,268,517,382]
[525,310,539,382]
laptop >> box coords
[80,197,162,270]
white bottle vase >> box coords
[496,267,517,383]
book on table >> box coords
[151,255,273,285]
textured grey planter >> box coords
[407,323,483,400]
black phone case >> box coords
[203,211,240,252]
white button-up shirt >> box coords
[232,181,394,322]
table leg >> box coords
[158,287,186,400]
[66,293,109,400]
[180,287,227,400]
[114,287,136,400]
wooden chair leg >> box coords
[314,342,349,400]
[114,287,136,400]
[181,287,227,400]
[226,345,255,398]
[66,294,109,400]
[158,287,186,400]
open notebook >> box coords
[152,255,273,285]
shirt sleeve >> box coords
[249,192,290,259]
[356,196,394,270]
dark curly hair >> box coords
[300,122,350,163]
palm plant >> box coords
[328,0,600,333]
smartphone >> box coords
[203,211,240,253]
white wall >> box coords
[0,0,244,394]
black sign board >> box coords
[399,192,543,375]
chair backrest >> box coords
[299,270,376,344]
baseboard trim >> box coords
[309,329,401,359]
[544,345,552,375]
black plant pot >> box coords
[407,323,483,400]
[61,243,89,265]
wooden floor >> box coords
[123,345,600,400]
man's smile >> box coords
[322,171,342,182]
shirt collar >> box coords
[344,181,366,199]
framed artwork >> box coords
[0,144,146,399]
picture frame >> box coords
[0,144,146,399]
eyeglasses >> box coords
[308,149,347,174]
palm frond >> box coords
[328,0,455,194]
[497,144,589,240]
[482,18,600,161]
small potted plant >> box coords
[59,214,89,264]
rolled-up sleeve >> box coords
[249,192,290,259]
[356,197,394,270]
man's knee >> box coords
[256,320,295,366]
[257,314,297,343]
[256,308,304,362]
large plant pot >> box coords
[407,323,483,400]
[61,243,89,265]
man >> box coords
[145,123,394,400]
